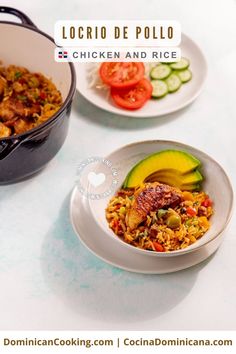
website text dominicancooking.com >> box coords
[2,337,233,348]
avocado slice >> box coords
[146,169,203,186]
[147,172,202,191]
[181,183,201,191]
[124,150,201,188]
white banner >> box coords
[54,20,181,47]
[54,47,181,62]
[0,331,235,353]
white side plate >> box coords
[75,34,207,118]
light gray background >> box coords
[0,0,235,330]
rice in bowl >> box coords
[106,183,213,252]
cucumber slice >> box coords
[166,74,182,93]
[150,64,171,80]
[177,69,192,83]
[170,58,190,70]
[151,80,168,98]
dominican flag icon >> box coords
[58,51,68,59]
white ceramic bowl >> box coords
[89,140,233,257]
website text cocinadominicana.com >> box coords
[2,337,233,348]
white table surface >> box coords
[0,0,236,330]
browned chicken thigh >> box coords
[127,182,183,230]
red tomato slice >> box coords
[99,62,145,89]
[111,78,152,110]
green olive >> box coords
[158,209,168,219]
[119,206,126,215]
[166,214,181,229]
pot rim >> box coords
[0,21,76,141]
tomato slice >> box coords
[99,62,145,89]
[111,78,152,110]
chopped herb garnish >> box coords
[17,95,27,101]
[15,72,22,79]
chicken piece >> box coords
[0,122,11,138]
[127,182,183,230]
[5,65,28,82]
[27,104,41,116]
[0,99,15,121]
[13,118,34,135]
[0,98,25,122]
[12,81,24,93]
[0,76,6,98]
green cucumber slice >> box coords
[150,64,171,80]
[166,74,182,93]
[170,58,190,70]
[151,80,168,98]
[177,69,192,83]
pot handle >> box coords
[0,127,47,160]
[0,6,37,28]
[0,138,24,161]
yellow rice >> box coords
[106,187,213,252]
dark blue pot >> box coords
[0,6,76,184]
